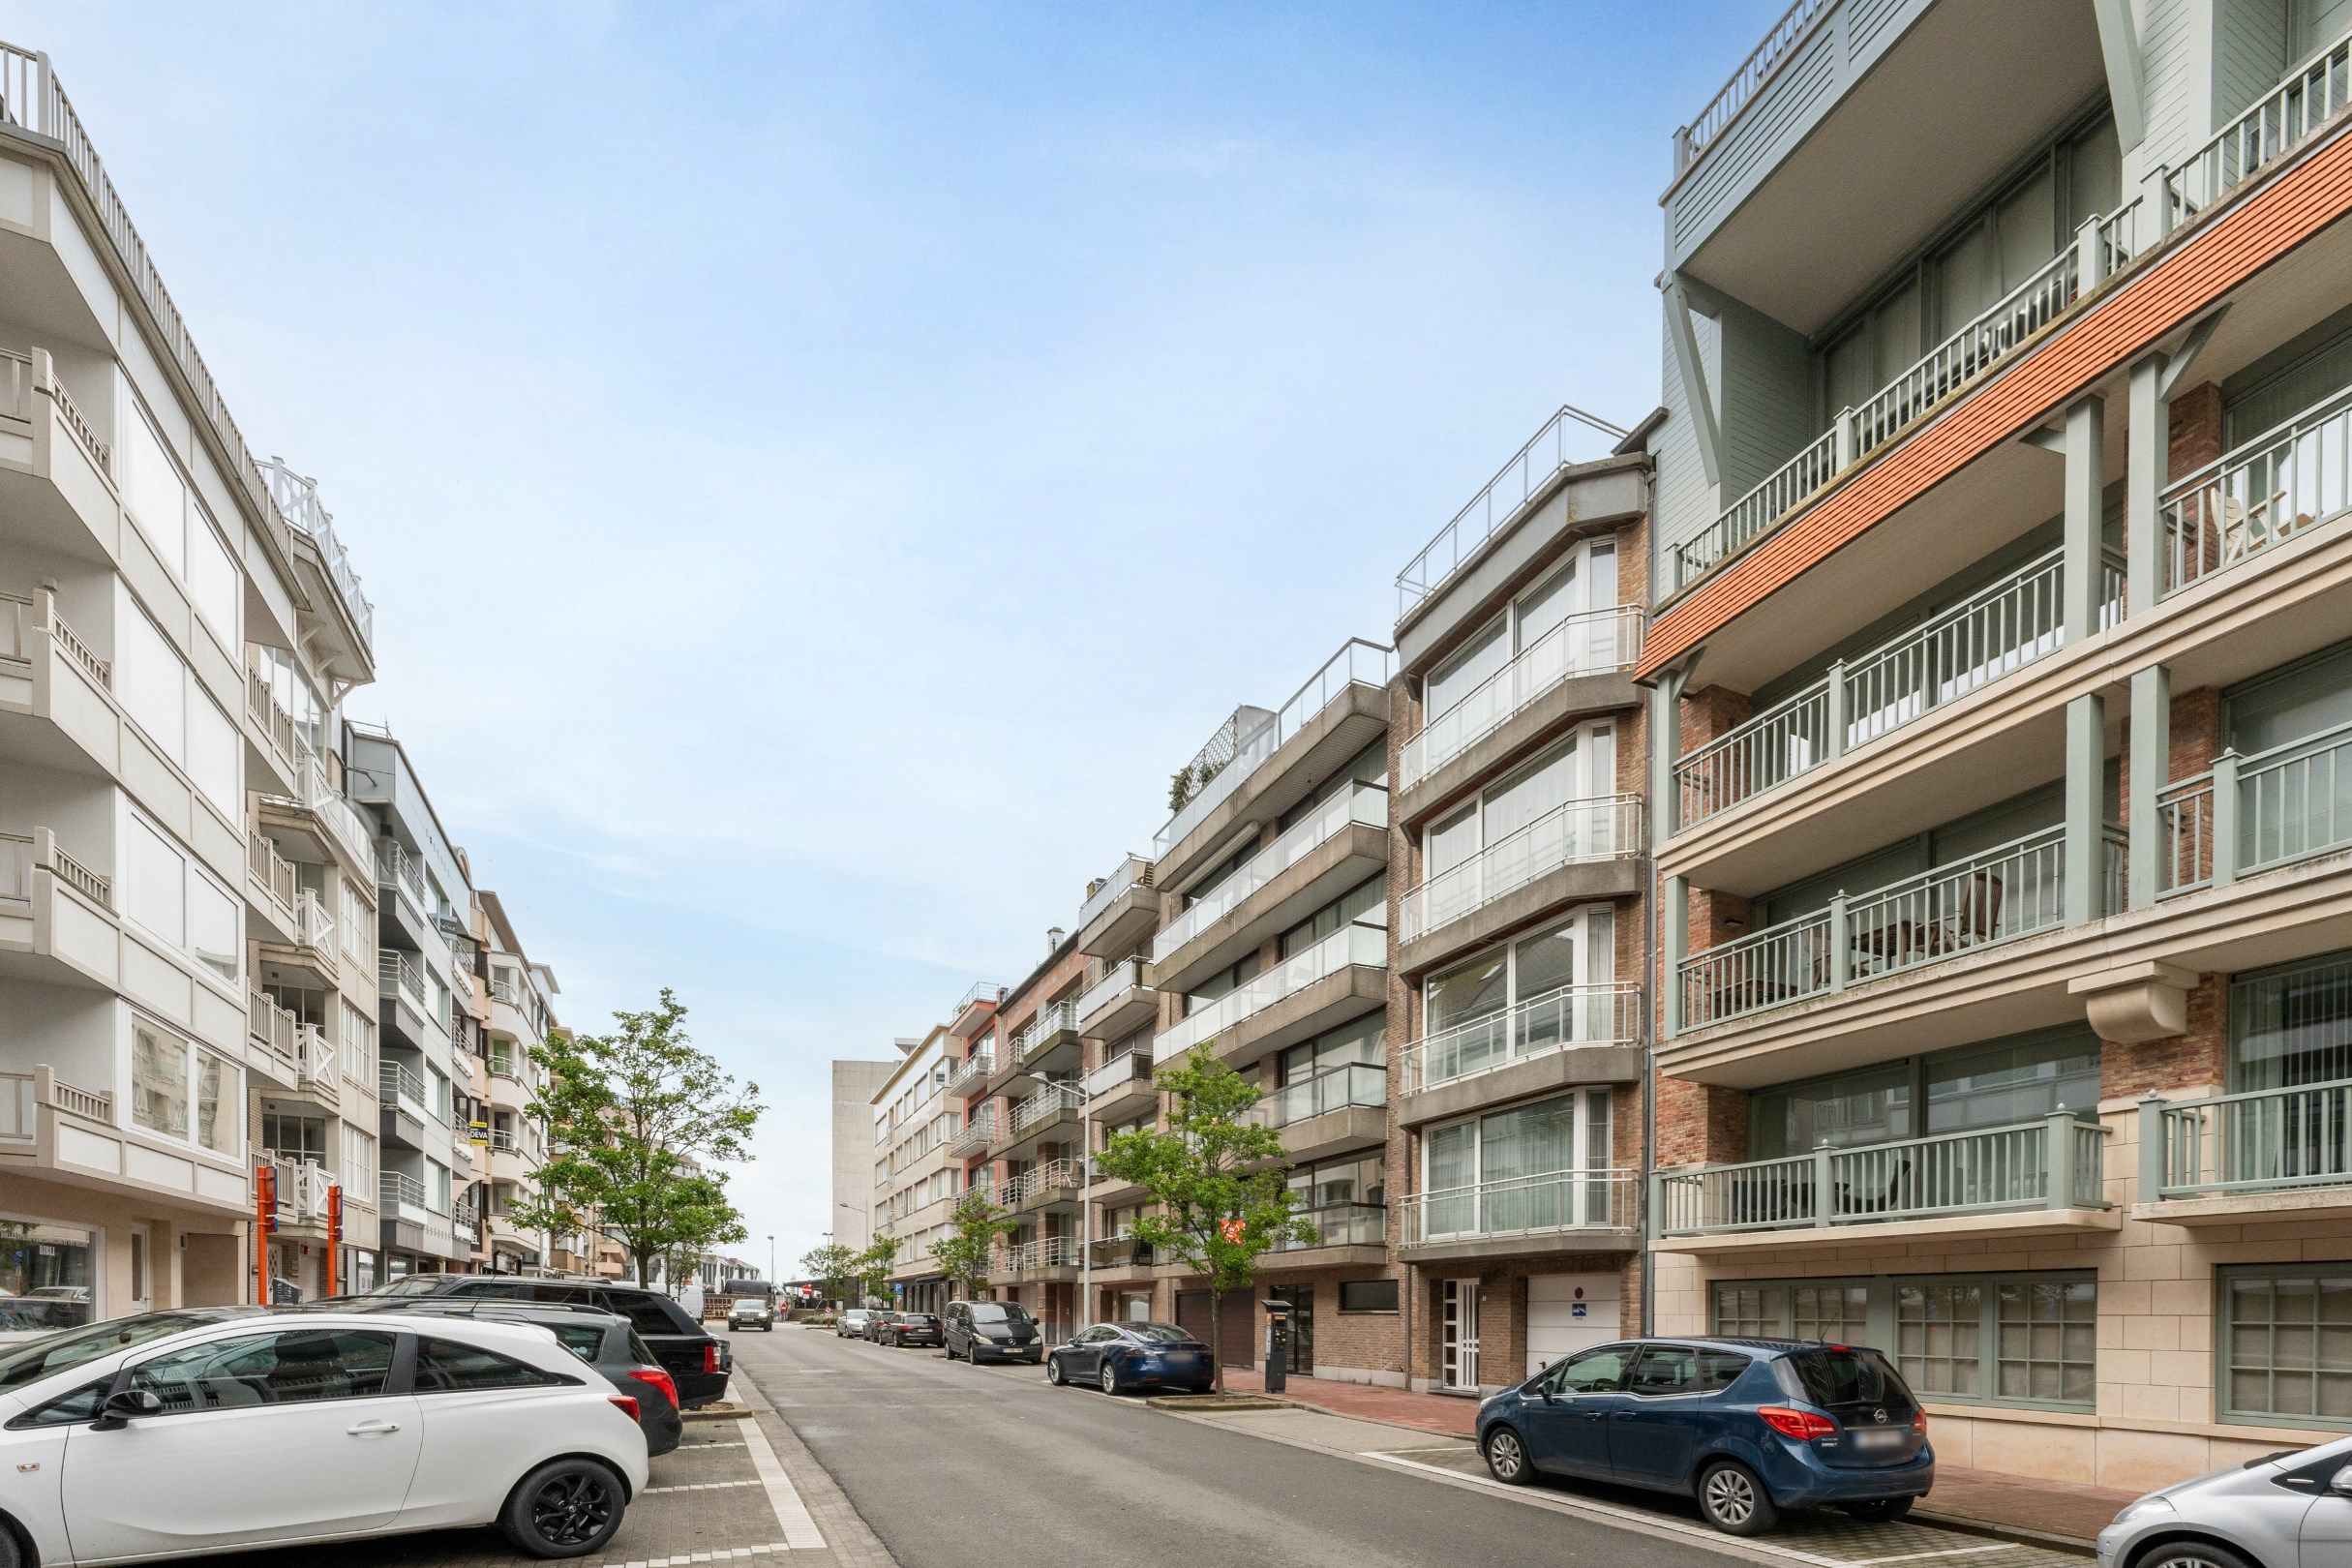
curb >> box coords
[1911,1508,2097,1559]
[683,1401,756,1422]
[1141,1394,1286,1412]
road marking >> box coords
[644,1478,766,1494]
[739,1416,827,1550]
[1846,1550,2011,1565]
[678,1439,749,1449]
[602,1544,793,1566]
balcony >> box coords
[1003,1158,1085,1214]
[2139,1079,2352,1223]
[1396,795,1643,966]
[292,1022,339,1110]
[1087,1234,1157,1276]
[1153,639,1393,884]
[1154,920,1387,1070]
[1076,959,1156,1041]
[263,886,337,982]
[2160,383,2352,602]
[999,1081,1083,1157]
[1084,1049,1156,1118]
[1244,1063,1385,1164]
[1677,825,2123,1032]
[261,747,376,879]
[1015,1002,1081,1070]
[1674,548,2119,830]
[378,1058,437,1137]
[244,661,300,798]
[0,828,117,990]
[945,1047,995,1104]
[1258,1201,1390,1272]
[375,837,431,949]
[1396,1169,1638,1263]
[377,1168,432,1226]
[1399,608,1643,802]
[2155,717,2352,899]
[247,987,300,1084]
[1075,854,1157,958]
[947,1112,997,1159]
[1397,984,1644,1128]
[1152,779,1388,996]
[244,827,298,942]
[268,1158,334,1227]
[1656,1115,2112,1253]
[993,1234,1083,1282]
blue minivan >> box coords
[1477,1338,1934,1536]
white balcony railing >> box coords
[948,1112,997,1156]
[378,949,425,1007]
[261,458,375,645]
[1398,795,1642,945]
[2161,382,2352,598]
[378,1168,430,1216]
[2161,23,2352,226]
[1399,609,1644,789]
[268,746,375,873]
[1154,781,1387,964]
[376,838,426,905]
[378,1059,436,1121]
[1003,1158,1085,1206]
[2156,714,2352,897]
[1155,920,1386,1064]
[1245,1062,1385,1131]
[993,1234,1085,1274]
[1393,405,1631,618]
[246,665,298,767]
[248,986,298,1068]
[1673,0,1833,172]
[1075,854,1151,935]
[2147,1078,2352,1199]
[1674,547,2122,829]
[1086,1049,1153,1102]
[1657,1116,2108,1235]
[946,1047,994,1097]
[294,1022,336,1090]
[1016,1001,1080,1060]
[1010,1080,1083,1135]
[1398,1169,1636,1247]
[1399,983,1643,1096]
[1155,639,1394,858]
[247,829,297,917]
[270,1157,333,1222]
[291,887,336,958]
[1077,959,1150,1025]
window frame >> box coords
[2216,1261,2352,1432]
[114,1326,407,1414]
[1337,1279,1400,1314]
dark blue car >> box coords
[1045,1322,1214,1395]
[1477,1338,1933,1536]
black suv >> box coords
[339,1274,733,1407]
[945,1299,1041,1364]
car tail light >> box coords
[629,1367,679,1408]
[608,1395,641,1422]
[704,1343,722,1374]
[1913,1409,1929,1436]
[1757,1405,1837,1441]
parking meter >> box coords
[1263,1299,1292,1393]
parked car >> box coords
[729,1296,776,1333]
[945,1300,1042,1365]
[1046,1322,1212,1394]
[2096,1432,2352,1568]
[835,1309,875,1339]
[1477,1338,1933,1536]
[0,1310,649,1561]
[334,1274,732,1408]
[879,1312,942,1348]
[343,1297,683,1456]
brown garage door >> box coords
[1176,1289,1211,1343]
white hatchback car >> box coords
[0,1308,651,1563]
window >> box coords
[1420,1089,1612,1238]
[1277,1012,1384,1086]
[110,593,240,819]
[192,1051,237,1155]
[1421,729,1617,920]
[1627,1345,1700,1396]
[341,999,377,1083]
[1339,1280,1399,1313]
[132,1020,190,1138]
[1749,1026,2101,1160]
[0,1220,96,1331]
[2220,1264,2352,1429]
[413,1337,566,1393]
[11,1378,109,1428]
[129,1329,397,1408]
[122,811,239,985]
[1278,874,1384,959]
[1895,1281,1980,1398]
[1420,908,1615,1082]
[1550,1345,1634,1395]
[549,1324,605,1361]
[1995,1278,2096,1404]
[1422,543,1619,725]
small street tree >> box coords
[927,1191,1018,1299]
[799,1242,859,1307]
[1092,1046,1312,1393]
[852,1234,900,1306]
[507,989,764,1286]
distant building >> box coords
[829,1055,896,1254]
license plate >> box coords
[1851,1429,1904,1451]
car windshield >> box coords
[1777,1347,1915,1412]
[0,1312,246,1391]
[900,1314,937,1326]
[1127,1324,1193,1343]
[353,1276,451,1298]
[968,1304,1031,1324]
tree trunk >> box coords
[1210,1285,1225,1394]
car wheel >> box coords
[1099,1361,1120,1395]
[1841,1498,1915,1523]
[1046,1356,1066,1385]
[1483,1426,1533,1486]
[2137,1548,2259,1568]
[500,1457,627,1558]
[1696,1461,1778,1537]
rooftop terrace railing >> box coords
[1672,0,1834,174]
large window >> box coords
[2219,1264,2352,1430]
[1748,1026,2101,1161]
[0,1219,96,1331]
[1712,1272,2096,1412]
[1278,874,1385,958]
[121,811,240,986]
[1423,728,1617,907]
[111,595,240,819]
[1422,542,1619,722]
[1421,1089,1613,1237]
[132,1019,190,1138]
[1420,908,1616,1081]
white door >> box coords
[1525,1273,1622,1379]
[1440,1279,1480,1390]
[60,1327,419,1559]
[125,1226,151,1316]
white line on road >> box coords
[601,1543,793,1567]
[643,1478,766,1494]
[677,1439,749,1449]
[1846,1549,2012,1565]
[739,1416,827,1550]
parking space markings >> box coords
[601,1545,794,1567]
[739,1417,827,1550]
[1846,1551,2011,1565]
[644,1479,766,1494]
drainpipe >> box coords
[1641,836,1658,1341]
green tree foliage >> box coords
[852,1234,900,1304]
[506,989,763,1285]
[799,1242,859,1307]
[926,1190,1019,1299]
[1092,1046,1312,1392]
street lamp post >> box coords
[767,1233,775,1283]
[1079,1090,1093,1332]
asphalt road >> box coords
[732,1325,1744,1568]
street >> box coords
[732,1325,2082,1568]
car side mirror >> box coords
[2332,1464,2352,1497]
[92,1388,164,1431]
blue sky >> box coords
[3,1,1784,1274]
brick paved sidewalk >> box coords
[1216,1367,2134,1549]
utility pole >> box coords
[767,1233,775,1282]
[1079,1089,1093,1330]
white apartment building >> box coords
[830,1055,894,1258]
[478,890,558,1273]
[871,1026,957,1312]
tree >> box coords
[799,1242,859,1307]
[852,1234,900,1305]
[927,1190,1019,1299]
[1093,1046,1313,1393]
[506,989,764,1286]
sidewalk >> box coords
[1214,1367,2132,1550]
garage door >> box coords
[1176,1290,1211,1344]
[1525,1273,1620,1378]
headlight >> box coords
[2111,1495,2175,1527]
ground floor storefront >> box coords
[1402,1252,1639,1396]
[2,1172,249,1326]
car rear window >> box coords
[550,1324,606,1361]
[605,1293,696,1336]
[969,1304,1031,1324]
[1775,1347,1915,1413]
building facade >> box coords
[1643,0,2352,1491]
[872,1026,956,1312]
[830,1054,895,1258]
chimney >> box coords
[1047,926,1066,952]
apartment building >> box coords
[1384,420,1655,1395]
[939,981,1003,1287]
[978,932,1090,1340]
[871,1026,957,1312]
[1137,639,1403,1381]
[478,890,558,1273]
[1643,0,2352,1492]
[830,1055,894,1258]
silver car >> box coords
[2096,1432,2352,1568]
